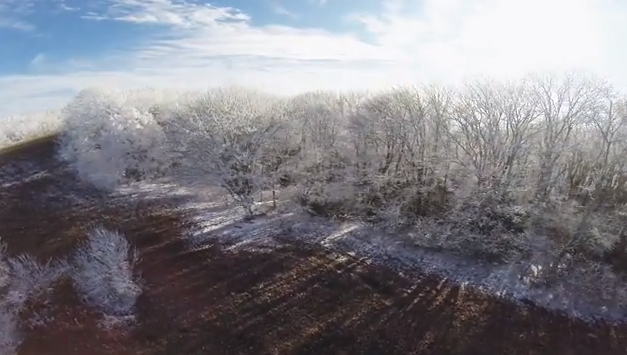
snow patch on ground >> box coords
[115,182,627,324]
[0,171,50,189]
[184,200,289,253]
[290,218,627,323]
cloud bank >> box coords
[2,0,627,116]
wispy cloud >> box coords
[57,3,80,12]
[271,2,297,19]
[29,53,47,68]
[0,0,36,31]
[0,18,34,31]
[80,0,250,26]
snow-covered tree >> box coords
[57,88,172,190]
[166,87,286,215]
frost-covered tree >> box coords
[449,79,538,193]
[166,87,286,215]
[44,73,627,288]
[528,72,607,201]
[284,91,361,177]
[57,88,172,190]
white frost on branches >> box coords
[71,226,141,318]
[164,87,287,215]
[41,73,627,316]
[0,238,68,355]
[57,88,173,191]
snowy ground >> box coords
[0,171,50,189]
[112,182,627,324]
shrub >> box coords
[57,88,172,191]
[70,226,141,318]
[0,237,68,355]
[4,255,68,310]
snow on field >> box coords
[0,111,61,150]
[113,182,627,324]
[0,171,50,189]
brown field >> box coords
[1,136,626,355]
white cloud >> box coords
[80,0,250,26]
[0,60,414,116]
[30,53,46,67]
[0,18,34,31]
[0,0,35,31]
[271,2,297,19]
[3,0,627,117]
[57,3,80,12]
[350,0,627,83]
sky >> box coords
[1,0,627,116]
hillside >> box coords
[0,132,624,354]
[2,80,627,354]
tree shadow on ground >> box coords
[127,211,627,355]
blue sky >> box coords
[2,0,627,116]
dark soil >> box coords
[1,136,626,355]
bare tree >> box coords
[167,88,285,215]
[528,72,607,201]
[449,79,538,193]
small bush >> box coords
[4,255,68,310]
[297,182,356,219]
[71,226,141,318]
[0,238,68,355]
